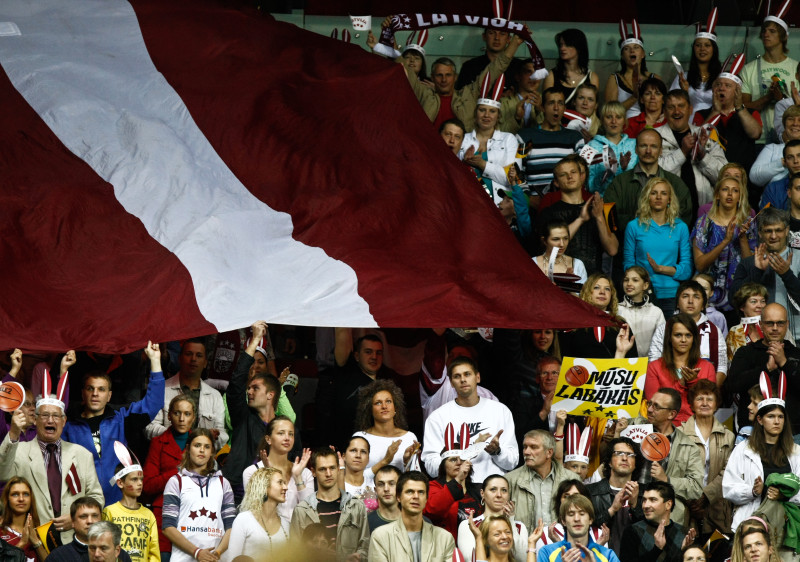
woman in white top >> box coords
[457,475,534,562]
[670,19,722,118]
[241,416,312,522]
[222,467,290,562]
[722,383,800,532]
[459,93,520,204]
[352,379,420,472]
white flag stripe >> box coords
[0,0,376,329]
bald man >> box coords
[725,303,800,436]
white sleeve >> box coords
[220,514,247,562]
[749,144,785,186]
[482,134,519,187]
[456,520,476,562]
[573,259,587,283]
[716,325,728,374]
[422,411,446,478]
[648,323,665,362]
[722,444,760,506]
[491,406,519,472]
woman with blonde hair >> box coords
[692,175,757,315]
[585,101,637,196]
[623,177,692,317]
[560,273,636,359]
[223,467,290,561]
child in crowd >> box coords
[103,462,160,562]
[694,273,729,338]
[617,266,665,357]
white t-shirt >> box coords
[352,430,419,472]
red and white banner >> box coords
[0,0,612,353]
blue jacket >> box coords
[624,218,692,299]
[760,176,790,210]
[586,134,638,197]
[63,371,164,504]
[537,538,620,562]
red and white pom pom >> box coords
[593,326,605,343]
[620,20,644,48]
[632,19,641,40]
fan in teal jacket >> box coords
[63,360,165,504]
[586,134,637,196]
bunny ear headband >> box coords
[619,19,643,48]
[110,441,143,484]
[36,368,69,412]
[765,0,793,35]
[718,53,746,86]
[440,422,487,462]
[758,370,787,412]
[695,7,719,42]
[402,29,429,57]
[477,72,506,109]
[564,423,593,464]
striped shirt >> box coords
[518,126,583,194]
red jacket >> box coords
[143,429,184,552]
[424,479,481,537]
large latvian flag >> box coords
[0,0,612,353]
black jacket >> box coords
[725,339,800,434]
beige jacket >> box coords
[506,460,573,532]
[0,435,105,543]
[630,418,705,527]
[368,518,455,562]
[290,493,369,561]
[405,52,513,132]
[678,415,734,533]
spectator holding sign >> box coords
[629,388,704,527]
[644,313,718,423]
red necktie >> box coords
[46,444,62,516]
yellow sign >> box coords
[551,357,648,419]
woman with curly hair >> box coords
[559,273,637,360]
[0,476,45,561]
[352,379,420,472]
[223,467,289,561]
[624,177,692,317]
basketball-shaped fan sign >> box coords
[552,357,648,419]
[641,433,671,462]
[565,365,590,386]
[0,381,25,412]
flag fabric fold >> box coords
[0,0,613,353]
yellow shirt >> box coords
[102,502,160,562]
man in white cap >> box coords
[740,4,799,144]
[0,371,104,543]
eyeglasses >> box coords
[762,320,787,328]
[647,401,672,412]
[611,451,636,458]
[36,413,64,421]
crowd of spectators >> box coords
[5,13,800,562]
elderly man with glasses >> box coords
[0,369,104,543]
[732,207,800,342]
[725,302,800,439]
